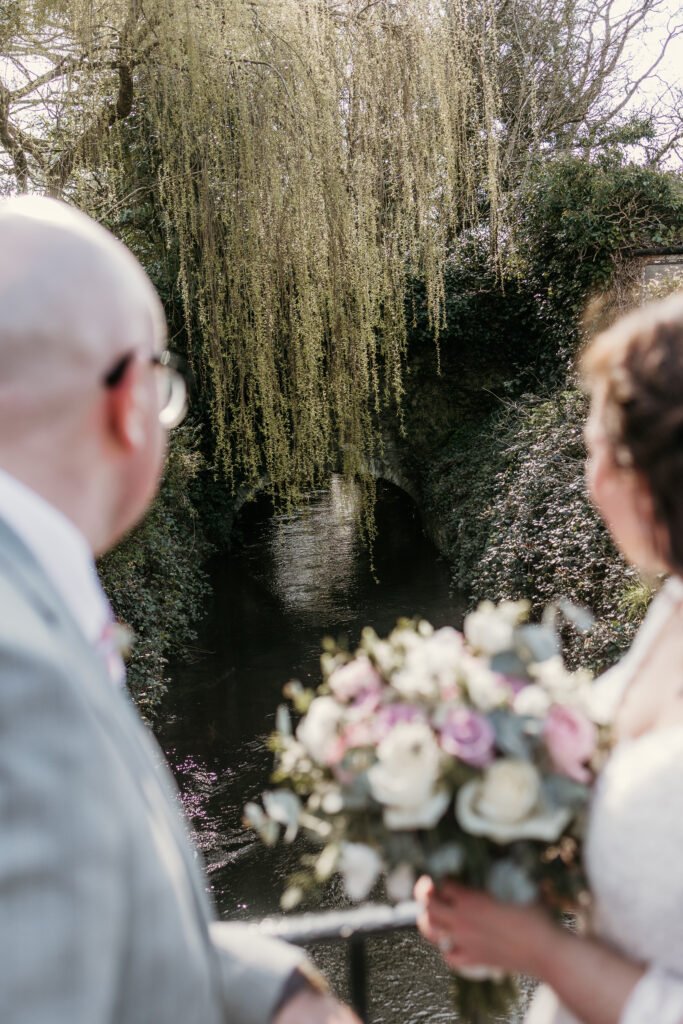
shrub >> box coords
[413,155,682,670]
[443,389,641,670]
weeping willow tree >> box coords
[1,0,677,498]
[143,0,504,496]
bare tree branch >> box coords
[47,59,135,195]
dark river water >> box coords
[157,477,527,1022]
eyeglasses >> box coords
[103,349,188,429]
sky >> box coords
[620,0,682,110]
[2,0,682,172]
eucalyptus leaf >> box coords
[490,650,529,679]
[558,599,595,633]
[543,774,590,811]
[489,710,535,760]
[514,624,560,664]
[243,802,280,847]
[275,704,293,737]
[263,790,302,843]
[426,843,465,880]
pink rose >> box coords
[350,688,383,716]
[325,710,381,766]
[544,704,597,783]
[328,656,383,702]
[343,719,377,750]
[439,708,496,767]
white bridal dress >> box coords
[525,576,683,1024]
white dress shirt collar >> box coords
[0,466,111,648]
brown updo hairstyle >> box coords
[581,292,683,575]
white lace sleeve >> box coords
[620,967,683,1024]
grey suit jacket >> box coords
[0,517,307,1024]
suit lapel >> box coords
[0,515,219,939]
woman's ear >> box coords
[105,358,147,450]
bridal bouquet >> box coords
[246,599,607,1021]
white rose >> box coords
[296,696,345,764]
[421,628,464,685]
[383,789,451,830]
[368,721,448,828]
[456,759,571,844]
[368,721,441,806]
[391,664,440,700]
[463,659,509,712]
[463,600,529,656]
[513,684,551,718]
[392,628,464,700]
[531,656,592,701]
[328,656,383,702]
[477,760,540,824]
[278,738,308,774]
[386,862,416,902]
[339,842,383,901]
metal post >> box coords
[348,936,368,1020]
[252,900,419,1023]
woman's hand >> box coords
[415,875,646,1024]
[414,875,559,977]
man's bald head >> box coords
[0,197,170,552]
[0,196,166,418]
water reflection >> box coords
[158,478,526,1021]
[268,476,361,625]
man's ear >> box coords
[106,358,146,450]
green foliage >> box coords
[4,3,680,695]
[98,427,211,716]
[11,0,671,505]
[123,0,504,498]
[413,155,682,671]
[436,390,641,670]
[618,579,657,623]
[515,155,683,343]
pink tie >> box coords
[96,615,128,687]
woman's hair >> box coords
[581,291,683,574]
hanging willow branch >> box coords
[136,0,503,495]
[2,0,676,498]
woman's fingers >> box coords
[419,897,460,932]
[413,874,435,903]
[437,879,465,905]
[416,907,442,944]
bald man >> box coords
[0,197,359,1024]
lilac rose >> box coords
[439,708,496,767]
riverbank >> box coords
[156,478,513,1024]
